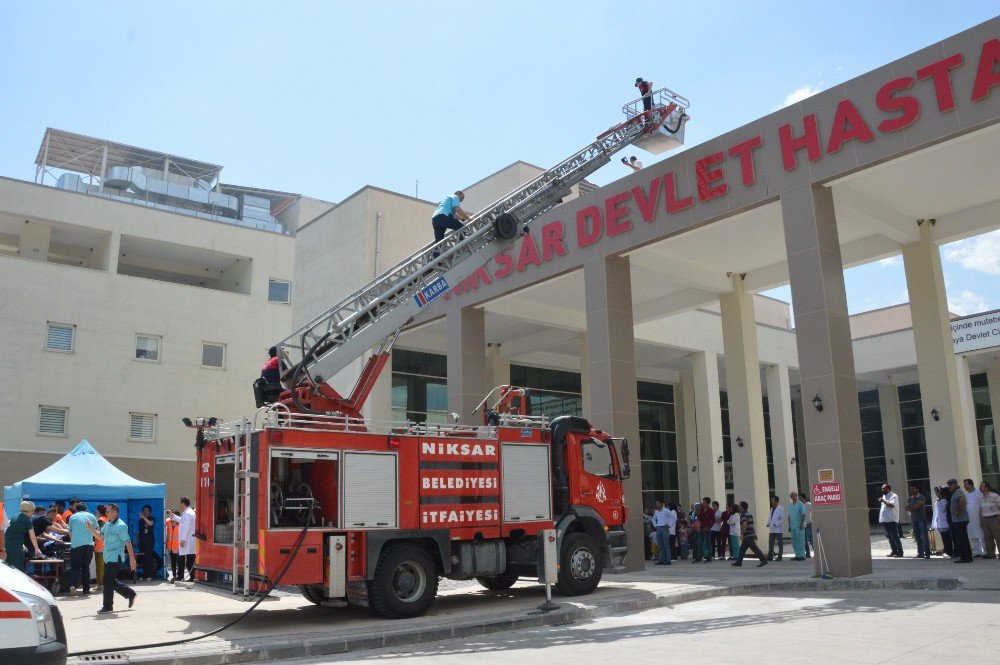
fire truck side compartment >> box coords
[500,443,552,523]
[342,451,398,528]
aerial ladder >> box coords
[270,89,689,418]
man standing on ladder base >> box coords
[432,190,472,243]
[635,77,653,112]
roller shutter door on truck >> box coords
[501,443,552,523]
[342,451,398,528]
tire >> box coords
[495,212,519,240]
[476,571,518,591]
[300,585,332,606]
[556,532,603,596]
[368,545,439,619]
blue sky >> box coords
[1,2,998,316]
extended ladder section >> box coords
[278,99,688,394]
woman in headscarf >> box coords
[4,501,44,572]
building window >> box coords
[638,381,678,509]
[135,334,161,362]
[45,322,75,352]
[762,396,776,496]
[38,406,67,436]
[509,364,583,420]
[392,349,448,424]
[268,279,291,303]
[720,391,734,505]
[129,413,156,442]
[897,383,931,510]
[202,342,226,369]
[858,389,889,524]
[971,373,998,491]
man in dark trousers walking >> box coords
[87,503,137,614]
[731,502,768,567]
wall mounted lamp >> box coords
[812,395,824,412]
[889,458,895,466]
[716,455,724,464]
[931,408,940,421]
[691,465,697,473]
[790,457,797,465]
[735,436,744,448]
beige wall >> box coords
[0,177,301,495]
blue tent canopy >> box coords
[4,440,168,578]
[4,440,165,505]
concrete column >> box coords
[877,383,908,516]
[955,356,982,480]
[720,274,769,519]
[579,333,591,420]
[679,370,699,501]
[691,351,725,503]
[584,256,643,571]
[902,221,978,481]
[781,183,871,577]
[765,364,796,503]
[18,220,51,261]
[485,343,510,389]
[446,307,487,419]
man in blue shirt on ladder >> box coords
[432,190,472,243]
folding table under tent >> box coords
[3,439,168,578]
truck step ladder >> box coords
[232,419,256,597]
[278,97,689,396]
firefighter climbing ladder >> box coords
[277,91,688,393]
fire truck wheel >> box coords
[300,585,337,607]
[369,545,439,619]
[556,532,603,596]
[476,572,518,591]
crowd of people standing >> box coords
[879,479,1000,562]
[643,491,815,568]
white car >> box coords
[0,560,67,665]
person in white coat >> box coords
[767,495,785,561]
[167,497,196,582]
[964,479,985,557]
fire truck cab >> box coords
[192,397,630,618]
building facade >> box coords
[0,130,332,501]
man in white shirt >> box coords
[964,479,985,557]
[767,496,785,561]
[979,481,1000,558]
[879,483,904,557]
[665,503,678,560]
[168,497,197,581]
[652,500,672,565]
[726,506,741,560]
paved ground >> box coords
[286,591,1000,664]
[62,540,999,663]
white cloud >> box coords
[943,230,1000,275]
[876,256,901,267]
[947,290,990,316]
[782,86,821,108]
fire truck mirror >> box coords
[620,438,631,480]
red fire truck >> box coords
[187,92,688,618]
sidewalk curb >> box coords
[68,576,961,664]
